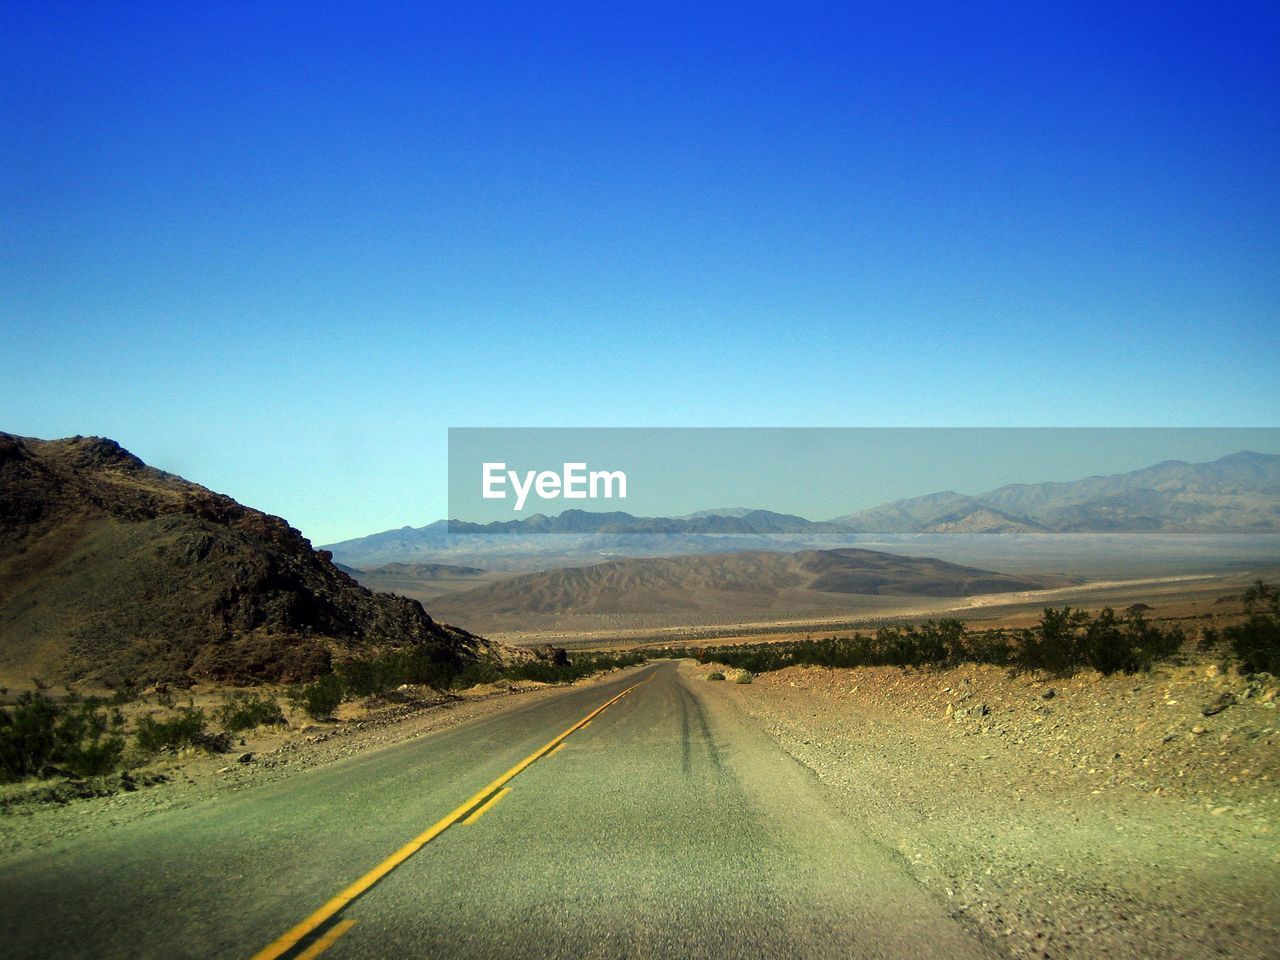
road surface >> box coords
[0,661,995,959]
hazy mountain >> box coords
[323,451,1280,572]
[833,492,989,533]
[0,433,483,687]
[445,508,851,535]
[836,451,1280,533]
[323,512,858,570]
[919,507,1047,534]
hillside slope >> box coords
[0,433,483,687]
[431,547,1057,629]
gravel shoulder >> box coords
[692,659,1278,960]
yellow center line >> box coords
[545,742,566,757]
[293,920,356,960]
[461,786,510,825]
[249,670,653,960]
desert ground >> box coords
[479,568,1280,650]
[2,639,1274,959]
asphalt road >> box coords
[0,661,995,959]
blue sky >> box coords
[3,3,1277,542]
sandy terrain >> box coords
[488,568,1276,649]
[697,658,1279,959]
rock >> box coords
[236,752,254,763]
[1202,692,1237,716]
[1191,725,1207,735]
[1260,688,1278,704]
[1205,665,1221,679]
[1042,688,1056,700]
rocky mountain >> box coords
[0,433,484,687]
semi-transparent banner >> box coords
[446,427,1280,534]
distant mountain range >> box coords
[834,450,1280,534]
[445,508,850,535]
[325,451,1280,568]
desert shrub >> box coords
[216,693,286,734]
[706,671,725,681]
[1016,607,1183,676]
[1084,608,1183,674]
[134,707,208,753]
[0,692,125,781]
[281,648,647,708]
[659,609,1184,679]
[336,656,403,699]
[1198,626,1222,652]
[450,660,502,689]
[967,628,1015,665]
[336,647,462,698]
[0,691,59,781]
[507,659,568,683]
[1224,581,1280,675]
[448,650,647,690]
[672,621,971,675]
[55,697,126,776]
[733,671,753,684]
[1018,607,1090,674]
[288,675,345,720]
[109,683,139,706]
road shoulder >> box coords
[687,659,1279,960]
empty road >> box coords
[1,661,995,959]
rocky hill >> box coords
[0,433,484,687]
[430,547,1059,630]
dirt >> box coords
[480,570,1276,649]
[6,643,1277,958]
[701,658,1279,959]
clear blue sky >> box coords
[3,2,1277,543]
